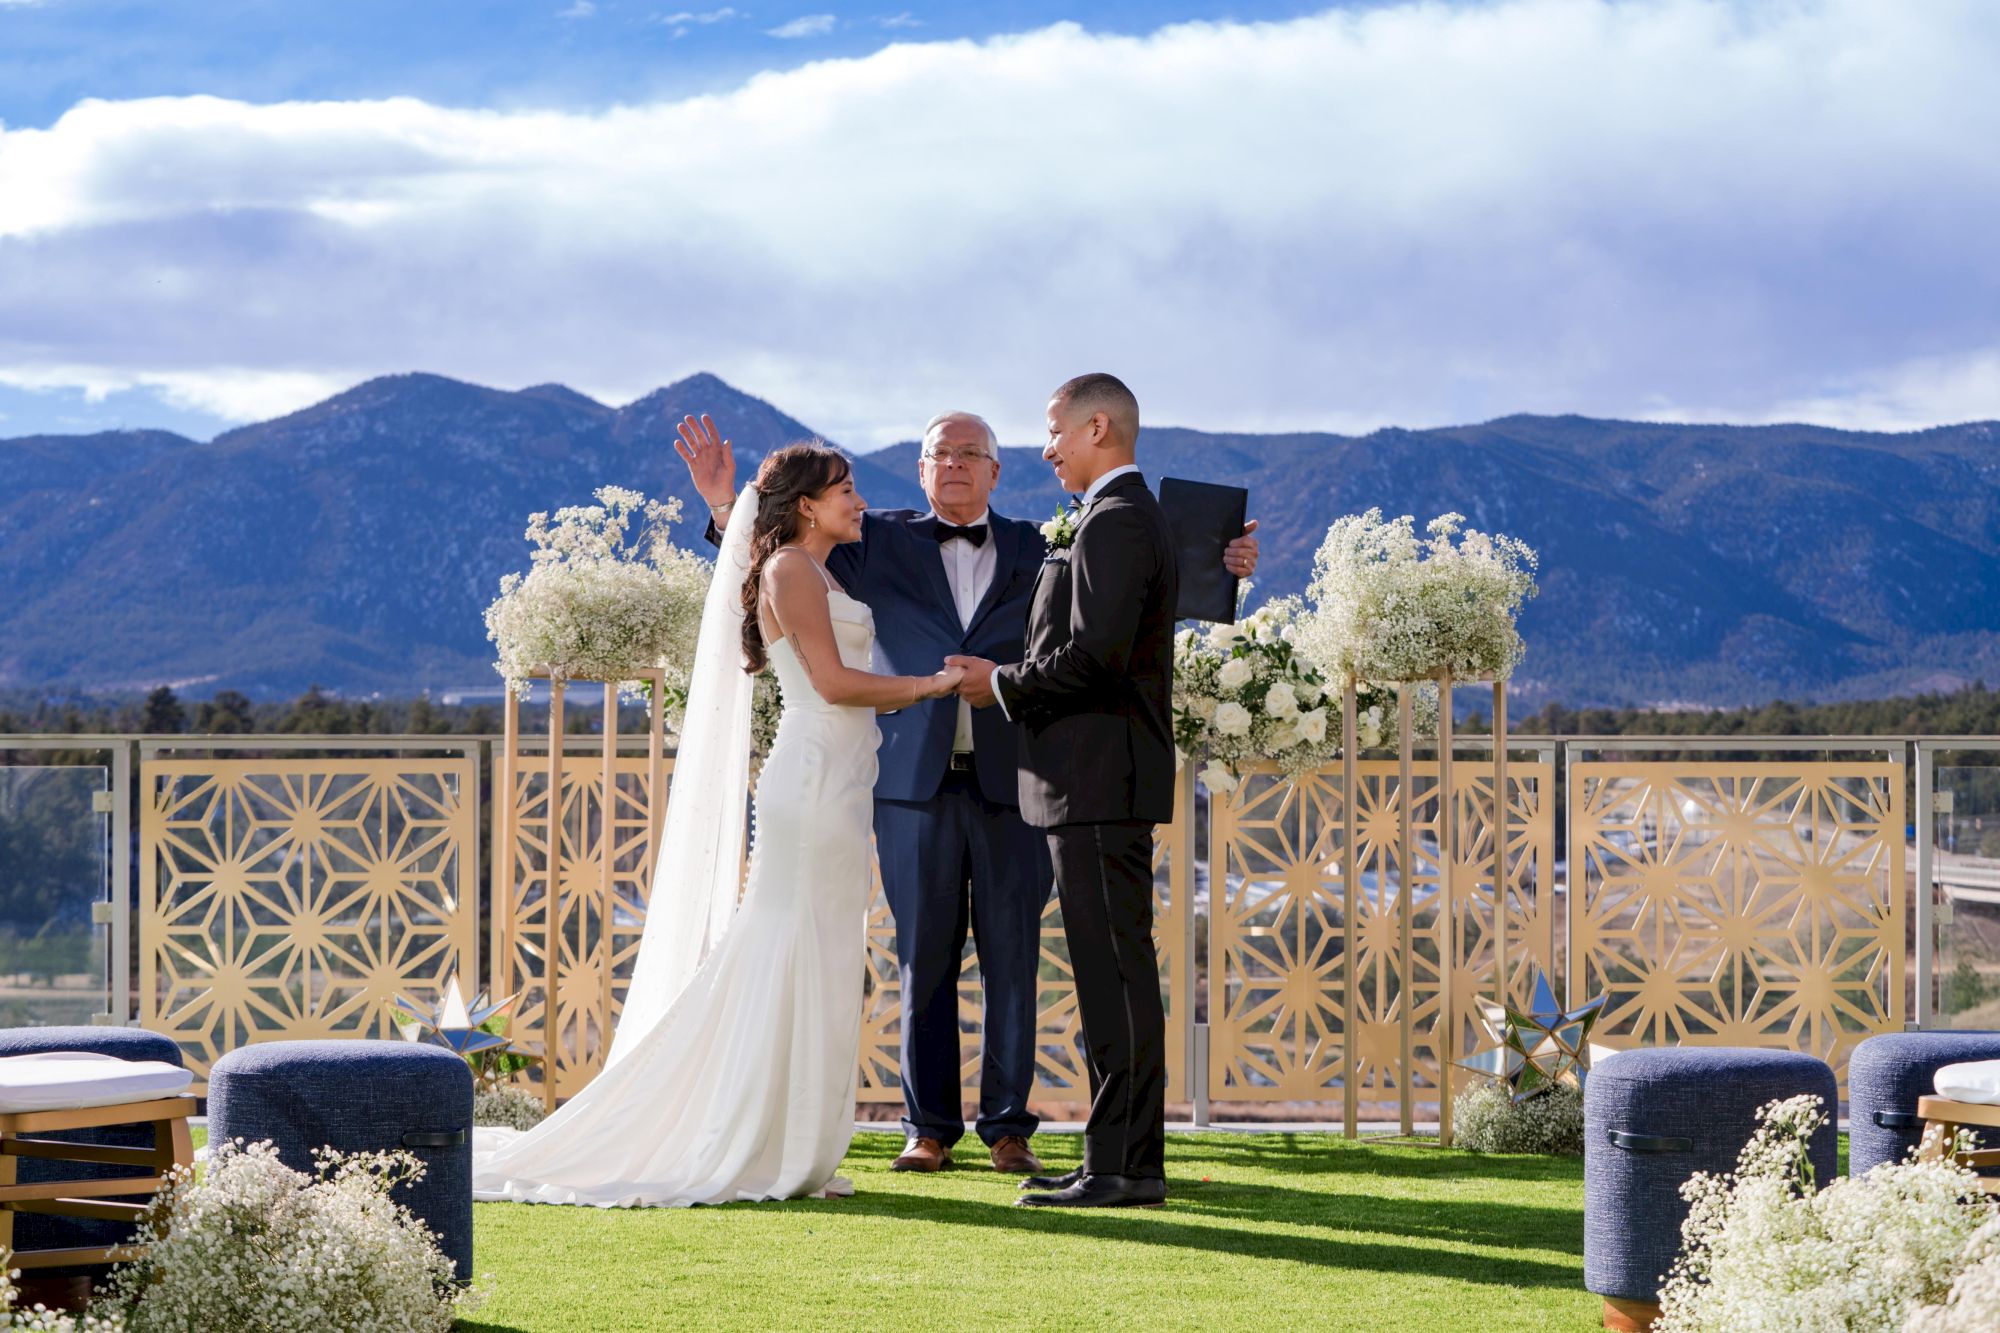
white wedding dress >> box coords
[473,510,881,1208]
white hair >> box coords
[922,411,998,457]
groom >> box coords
[950,373,1181,1208]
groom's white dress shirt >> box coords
[992,464,1142,721]
[936,506,997,754]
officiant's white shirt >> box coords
[936,506,996,753]
[992,464,1141,720]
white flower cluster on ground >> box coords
[1657,1095,1996,1333]
[473,1085,549,1133]
[1293,509,1538,686]
[93,1141,472,1332]
[1451,1080,1583,1156]
[1172,596,1437,791]
[484,486,711,722]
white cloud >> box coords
[0,365,351,422]
[766,13,834,39]
[877,11,919,28]
[1,1,1998,444]
[650,7,740,37]
[557,0,596,16]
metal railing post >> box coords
[1915,742,1935,1029]
[111,740,133,1025]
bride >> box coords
[473,441,964,1207]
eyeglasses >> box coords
[922,447,995,467]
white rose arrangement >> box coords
[484,485,714,727]
[1173,596,1437,792]
[1291,508,1538,685]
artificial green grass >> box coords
[460,1132,1596,1332]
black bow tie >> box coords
[934,522,988,547]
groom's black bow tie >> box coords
[934,522,988,547]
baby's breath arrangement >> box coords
[1293,508,1537,685]
[473,1085,549,1132]
[484,486,711,723]
[1656,1096,1993,1333]
[1909,1215,2000,1331]
[96,1141,471,1332]
[1451,1079,1583,1156]
[1174,596,1437,792]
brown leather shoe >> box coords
[891,1137,951,1172]
[989,1135,1043,1174]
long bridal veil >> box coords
[606,480,758,1068]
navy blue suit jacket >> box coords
[828,509,1045,807]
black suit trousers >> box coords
[1048,818,1166,1180]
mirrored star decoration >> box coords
[1457,969,1612,1104]
[390,975,518,1059]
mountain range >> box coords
[4,371,1998,708]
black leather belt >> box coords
[948,752,975,771]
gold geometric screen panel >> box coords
[1570,762,1905,1088]
[1206,758,1554,1128]
[498,758,1189,1112]
[856,809,1190,1108]
[140,759,477,1087]
[492,755,663,1101]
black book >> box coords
[1157,476,1247,624]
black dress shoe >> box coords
[1015,1173,1167,1209]
[1019,1165,1084,1192]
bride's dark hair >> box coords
[739,441,853,674]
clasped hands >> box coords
[935,655,999,707]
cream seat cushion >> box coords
[0,1051,192,1114]
[1935,1059,2000,1106]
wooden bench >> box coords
[0,1094,198,1270]
[1914,1094,2000,1193]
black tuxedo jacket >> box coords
[994,471,1179,828]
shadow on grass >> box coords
[827,1190,1582,1289]
[1173,1133,1587,1182]
[1168,1180,1583,1254]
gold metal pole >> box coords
[1341,679,1359,1139]
[1397,681,1415,1137]
[648,670,666,883]
[1493,681,1510,1006]
[495,685,518,1010]
[601,682,618,1075]
[1437,670,1455,1146]
[543,680,566,1113]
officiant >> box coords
[677,409,1257,1176]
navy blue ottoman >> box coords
[1850,1031,2000,1177]
[0,1026,185,1261]
[1584,1047,1837,1327]
[207,1040,473,1282]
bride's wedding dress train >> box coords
[471,578,880,1207]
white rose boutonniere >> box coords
[1040,501,1082,550]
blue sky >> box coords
[0,2,1343,132]
[2,0,1998,446]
